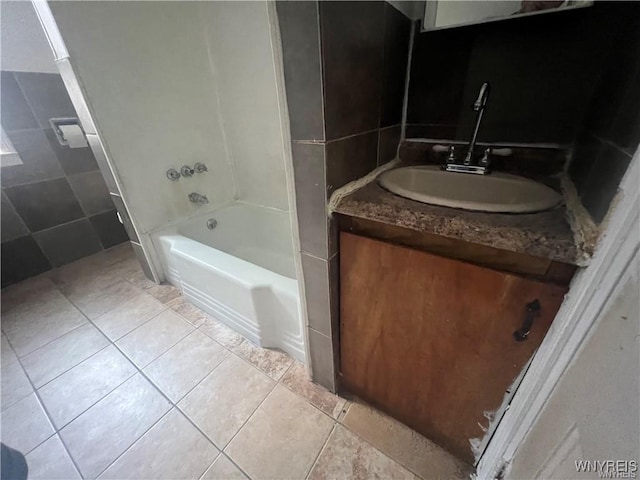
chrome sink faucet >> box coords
[443,82,491,175]
[463,82,490,166]
[188,192,209,204]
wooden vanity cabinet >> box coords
[339,232,568,464]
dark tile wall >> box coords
[406,2,632,145]
[569,7,640,224]
[278,1,412,391]
[1,71,128,287]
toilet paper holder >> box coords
[49,118,86,147]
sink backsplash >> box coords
[398,139,568,179]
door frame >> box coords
[477,150,639,479]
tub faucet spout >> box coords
[189,192,209,205]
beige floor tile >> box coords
[282,361,347,419]
[26,435,81,480]
[199,317,245,349]
[1,335,18,367]
[97,242,135,266]
[342,401,471,479]
[0,275,57,315]
[99,409,219,480]
[125,270,156,290]
[49,256,120,295]
[1,361,33,410]
[39,345,137,428]
[2,287,87,357]
[308,425,417,480]
[0,393,54,454]
[168,296,213,327]
[94,293,166,341]
[60,374,171,479]
[144,330,228,402]
[103,256,143,280]
[116,309,194,368]
[68,278,141,320]
[232,341,293,381]
[147,283,182,304]
[201,454,248,480]
[226,384,334,480]
[179,355,274,448]
[22,323,109,388]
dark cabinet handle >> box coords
[514,299,541,342]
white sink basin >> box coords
[378,165,562,213]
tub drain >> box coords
[206,218,217,230]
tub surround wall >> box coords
[0,71,127,287]
[201,2,290,212]
[49,1,292,239]
[49,2,235,236]
[278,1,412,390]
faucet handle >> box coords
[479,147,491,167]
[194,162,208,173]
[447,145,456,164]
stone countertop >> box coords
[333,180,582,266]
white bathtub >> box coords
[153,203,304,361]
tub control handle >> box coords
[514,299,541,342]
[166,168,180,181]
[181,165,195,177]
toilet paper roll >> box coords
[59,124,88,148]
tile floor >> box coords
[1,243,471,480]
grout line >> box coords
[219,372,280,453]
[60,289,227,477]
[304,423,337,479]
[324,127,382,145]
[91,405,176,479]
[197,452,223,480]
[28,340,113,391]
[198,452,223,480]
[2,173,70,191]
[316,0,326,143]
[4,260,174,477]
[300,250,331,262]
[291,139,326,145]
[152,341,230,406]
[50,364,137,432]
[162,303,348,431]
[4,256,358,480]
[213,453,252,480]
[400,20,416,142]
[3,335,85,479]
[12,73,48,131]
[276,361,348,425]
[10,320,87,366]
[291,128,385,146]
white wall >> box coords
[49,1,291,234]
[202,1,289,211]
[0,1,57,73]
[507,252,640,479]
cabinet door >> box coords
[339,232,568,463]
